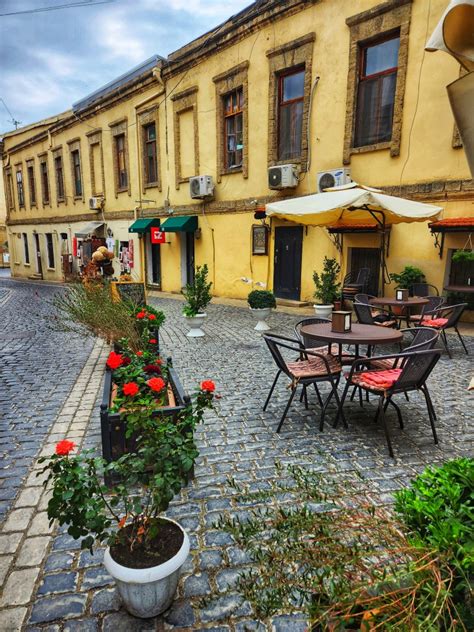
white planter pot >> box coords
[249,307,272,331]
[313,304,333,319]
[103,519,190,619]
[184,312,207,337]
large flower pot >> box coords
[103,519,190,619]
[313,304,333,319]
[184,313,207,337]
[249,307,272,331]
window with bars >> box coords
[16,169,25,207]
[22,233,30,264]
[115,134,128,190]
[223,88,244,169]
[354,34,400,148]
[278,68,305,161]
[71,149,82,197]
[27,164,36,206]
[55,155,65,200]
[46,233,55,268]
[40,160,50,204]
[143,123,158,184]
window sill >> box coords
[349,141,391,156]
[57,199,65,205]
[116,187,128,194]
[221,167,243,176]
[14,262,21,266]
[24,263,31,267]
[73,195,83,201]
[144,182,160,190]
[47,267,55,271]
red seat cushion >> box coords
[350,368,402,391]
[287,355,341,379]
[422,317,449,327]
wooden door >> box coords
[350,247,381,296]
[273,226,303,300]
[185,232,195,285]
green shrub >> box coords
[182,264,212,317]
[247,290,276,309]
[389,265,425,289]
[452,250,474,264]
[313,257,341,305]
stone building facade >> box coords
[1,0,473,304]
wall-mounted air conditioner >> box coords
[189,175,214,199]
[268,164,299,189]
[89,197,104,211]
[316,168,351,193]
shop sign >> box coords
[151,228,166,244]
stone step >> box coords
[28,274,43,280]
[276,298,311,308]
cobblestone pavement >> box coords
[0,294,472,631]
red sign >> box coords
[151,228,166,244]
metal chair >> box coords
[354,293,376,305]
[263,333,346,433]
[410,282,439,297]
[409,296,445,325]
[354,302,398,328]
[369,327,440,370]
[420,303,469,358]
[342,268,371,302]
[336,348,442,457]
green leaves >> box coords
[247,290,276,309]
[182,264,212,316]
[389,265,425,289]
[313,257,341,305]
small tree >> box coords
[389,265,425,289]
[313,257,341,305]
[182,264,212,317]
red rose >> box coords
[55,440,76,456]
[106,352,124,370]
[122,357,131,367]
[143,364,162,374]
[136,311,146,319]
[155,358,162,365]
[147,377,166,392]
[148,314,156,321]
[136,351,143,357]
[201,380,216,392]
[123,382,140,397]
[149,339,157,344]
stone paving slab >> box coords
[0,295,472,630]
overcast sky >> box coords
[0,0,251,134]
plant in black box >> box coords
[39,380,216,619]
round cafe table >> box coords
[370,296,429,327]
[299,322,403,360]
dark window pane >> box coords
[223,87,243,169]
[282,70,305,102]
[364,37,400,76]
[41,163,50,203]
[379,73,397,141]
[46,233,55,268]
[278,101,303,160]
[28,166,36,205]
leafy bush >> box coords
[182,264,212,317]
[394,458,474,576]
[247,290,276,309]
[389,265,425,289]
[313,257,341,305]
[452,250,474,264]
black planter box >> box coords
[100,360,189,467]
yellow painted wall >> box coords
[2,0,473,295]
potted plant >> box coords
[38,380,216,619]
[389,265,426,294]
[247,290,276,331]
[312,257,341,319]
[182,264,212,337]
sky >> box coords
[0,0,252,134]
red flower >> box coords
[136,351,143,357]
[143,364,162,374]
[201,380,216,392]
[136,311,146,319]
[147,377,166,392]
[149,339,157,344]
[148,314,156,321]
[106,351,124,370]
[155,358,162,365]
[123,382,140,397]
[55,440,76,456]
[122,357,131,367]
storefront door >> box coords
[273,226,303,300]
[34,233,43,277]
[350,247,381,296]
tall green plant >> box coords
[313,257,341,304]
[182,264,212,317]
[389,265,425,289]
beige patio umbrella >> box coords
[265,182,443,293]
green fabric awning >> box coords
[161,216,198,232]
[128,218,161,233]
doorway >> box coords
[181,232,195,287]
[273,226,303,300]
[350,247,381,296]
[33,233,43,277]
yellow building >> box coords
[2,0,473,307]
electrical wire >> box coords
[0,0,115,17]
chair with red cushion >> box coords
[369,326,439,370]
[263,333,345,433]
[335,348,441,457]
[409,296,445,325]
[354,302,398,329]
[421,303,468,358]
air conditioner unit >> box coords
[89,197,104,211]
[268,164,299,189]
[189,175,214,199]
[317,168,351,193]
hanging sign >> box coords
[151,227,166,244]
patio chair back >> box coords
[410,282,439,296]
[402,326,439,352]
[294,317,330,348]
[263,333,302,379]
[420,296,445,316]
[431,303,467,328]
[392,349,441,392]
[355,268,371,288]
[354,293,376,304]
[354,302,375,325]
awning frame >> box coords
[74,221,105,238]
[429,219,474,258]
[161,216,198,233]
